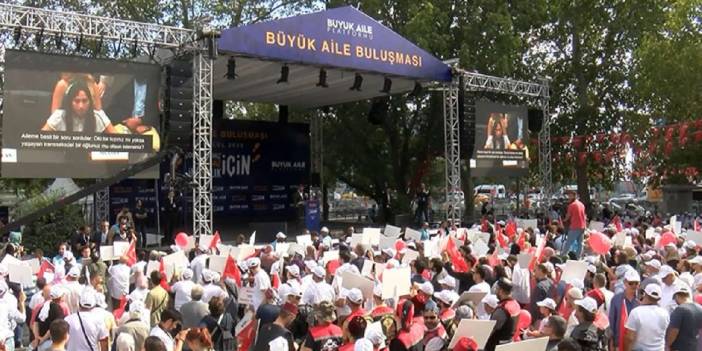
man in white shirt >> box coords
[108,256,131,308]
[659,265,685,312]
[171,268,195,310]
[61,267,83,314]
[624,284,670,351]
[201,270,227,304]
[0,281,25,349]
[470,265,492,320]
[302,266,335,306]
[190,246,209,284]
[64,289,109,351]
[248,257,271,311]
[149,309,186,351]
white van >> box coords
[474,184,507,199]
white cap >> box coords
[693,273,702,288]
[542,262,555,273]
[182,268,194,280]
[67,266,81,278]
[574,297,598,313]
[202,269,215,283]
[347,288,364,304]
[354,339,374,351]
[674,285,691,295]
[645,259,662,270]
[438,275,457,289]
[276,232,287,239]
[659,265,676,277]
[536,298,557,310]
[286,265,300,277]
[382,248,396,258]
[373,284,383,297]
[321,226,330,233]
[79,289,97,308]
[364,324,386,347]
[419,281,434,295]
[624,270,641,282]
[49,286,64,299]
[684,240,696,250]
[644,283,662,299]
[312,266,326,278]
[568,287,584,299]
[587,264,597,274]
[689,256,702,265]
[304,260,318,271]
[433,290,459,305]
[482,294,499,309]
[63,251,74,261]
[247,257,261,268]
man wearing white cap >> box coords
[342,288,366,340]
[171,268,195,310]
[201,270,227,304]
[433,290,458,327]
[0,280,25,350]
[190,244,209,284]
[624,284,670,351]
[641,259,662,292]
[667,285,702,351]
[370,285,393,319]
[64,289,109,351]
[659,265,685,312]
[62,266,83,314]
[108,255,131,309]
[302,266,335,306]
[248,257,270,312]
[609,269,640,351]
[570,297,604,351]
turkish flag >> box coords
[37,259,54,280]
[446,238,469,273]
[223,255,242,287]
[125,241,137,267]
[505,221,517,239]
[112,295,128,320]
[612,215,623,233]
[271,271,281,289]
[158,259,170,291]
[618,299,628,350]
[495,225,509,250]
[210,231,222,250]
[236,317,258,351]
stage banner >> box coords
[305,198,321,232]
[472,100,529,177]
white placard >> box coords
[1,255,23,267]
[322,250,339,265]
[687,231,702,245]
[8,263,33,287]
[517,218,538,230]
[24,258,40,274]
[208,255,228,274]
[350,234,364,248]
[113,241,130,257]
[448,319,496,348]
[384,225,402,238]
[453,291,488,309]
[404,228,422,242]
[275,243,290,256]
[146,261,160,276]
[589,221,605,232]
[561,260,588,285]
[517,253,533,269]
[401,249,420,265]
[613,231,626,246]
[287,243,305,257]
[379,235,396,250]
[473,240,490,258]
[424,237,441,258]
[341,271,375,299]
[162,251,189,279]
[199,235,214,250]
[646,228,657,239]
[361,259,375,277]
[362,228,381,246]
[496,337,549,351]
[100,246,115,261]
[381,266,411,299]
[185,236,196,252]
[670,216,678,233]
[249,231,256,245]
[296,235,312,246]
[233,244,256,262]
[239,287,254,306]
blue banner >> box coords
[218,6,451,82]
[304,198,321,232]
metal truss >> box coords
[443,81,462,223]
[310,112,323,197]
[0,3,194,48]
[441,69,551,221]
[94,187,110,224]
[192,50,214,237]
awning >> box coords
[214,6,451,108]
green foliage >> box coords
[16,193,84,256]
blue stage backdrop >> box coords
[109,120,309,223]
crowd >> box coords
[0,190,700,351]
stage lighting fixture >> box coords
[316,68,328,87]
[131,37,138,57]
[380,77,392,94]
[349,73,363,91]
[55,30,63,49]
[277,64,289,84]
[226,57,237,80]
[411,81,423,96]
[13,26,21,46]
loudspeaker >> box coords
[165,58,194,147]
[213,100,224,119]
[368,97,388,125]
[693,190,702,201]
[528,108,543,134]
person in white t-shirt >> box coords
[61,267,83,314]
[171,269,195,310]
[64,289,109,351]
[190,247,209,285]
[624,284,670,351]
[302,266,335,306]
[248,258,271,311]
[470,265,492,320]
[149,309,188,351]
[201,270,227,304]
[108,256,132,307]
[659,265,685,312]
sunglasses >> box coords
[627,281,640,286]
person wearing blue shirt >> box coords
[609,270,640,351]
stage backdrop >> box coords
[472,100,529,177]
[109,120,309,223]
[1,50,161,179]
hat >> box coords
[482,294,499,309]
[689,256,702,265]
[684,240,696,250]
[418,281,434,295]
[574,296,598,313]
[182,268,194,280]
[455,305,474,319]
[304,260,318,271]
[49,286,64,299]
[542,262,555,273]
[79,289,97,308]
[382,248,396,258]
[644,283,662,299]
[67,266,81,278]
[454,337,479,351]
[202,269,215,283]
[276,232,287,239]
[286,284,303,298]
[286,265,300,277]
[247,257,261,268]
[615,265,630,278]
[434,290,459,305]
[674,285,691,296]
[347,288,364,304]
[95,292,108,309]
[312,266,326,279]
[354,339,374,351]
[321,226,330,233]
[364,324,386,347]
[568,287,584,299]
[536,298,557,310]
[587,264,597,274]
[645,259,662,270]
[63,251,74,261]
[659,265,676,277]
[281,302,298,316]
[438,275,457,288]
[624,270,641,282]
